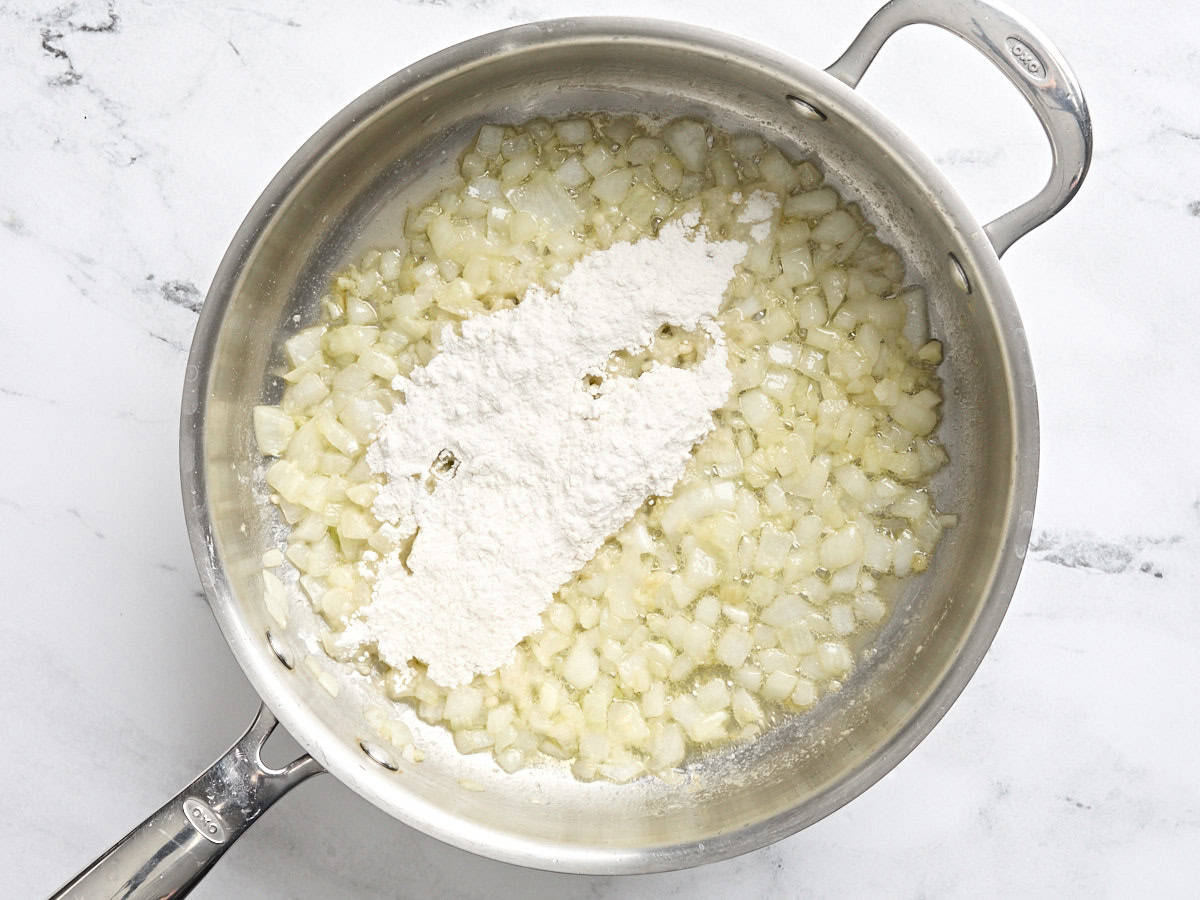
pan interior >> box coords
[190,21,1028,872]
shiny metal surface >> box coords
[66,0,1091,890]
[826,0,1093,257]
[52,706,320,899]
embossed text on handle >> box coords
[182,797,228,844]
[1005,36,1046,81]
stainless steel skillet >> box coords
[55,0,1090,895]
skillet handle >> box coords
[826,0,1092,257]
[51,704,322,899]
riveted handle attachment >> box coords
[52,705,323,899]
[827,0,1092,256]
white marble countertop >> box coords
[2,0,1198,895]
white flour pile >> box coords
[337,215,748,687]
[737,189,779,242]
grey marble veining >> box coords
[2,0,1198,896]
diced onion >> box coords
[253,406,295,457]
[258,113,949,785]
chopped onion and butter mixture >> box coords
[255,114,950,783]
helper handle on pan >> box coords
[52,704,322,900]
[826,0,1092,257]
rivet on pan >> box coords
[786,94,827,121]
[948,252,972,294]
[359,740,399,771]
[265,629,295,670]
